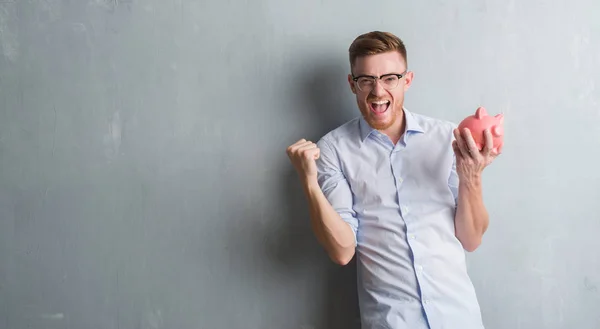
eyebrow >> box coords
[352,72,406,78]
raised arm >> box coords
[286,138,356,265]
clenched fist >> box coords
[286,139,321,181]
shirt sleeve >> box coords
[448,149,459,208]
[315,137,358,245]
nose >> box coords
[370,79,386,96]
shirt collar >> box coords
[359,107,425,142]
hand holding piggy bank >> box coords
[457,107,504,154]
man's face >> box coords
[348,51,413,132]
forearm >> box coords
[454,176,489,252]
[302,178,356,265]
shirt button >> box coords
[424,299,430,304]
[417,265,423,271]
[401,206,409,213]
[409,234,416,240]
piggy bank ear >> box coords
[494,113,504,124]
[475,107,488,119]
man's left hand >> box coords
[452,128,501,184]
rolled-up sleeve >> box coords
[447,123,460,208]
[316,137,358,245]
[448,153,459,207]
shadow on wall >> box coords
[299,56,357,141]
[271,56,361,329]
[222,54,360,328]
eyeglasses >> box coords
[351,70,408,92]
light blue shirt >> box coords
[316,108,484,329]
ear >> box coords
[403,71,414,91]
[348,74,357,94]
[475,107,488,119]
[495,113,504,124]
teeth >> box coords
[372,100,390,105]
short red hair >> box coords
[348,31,407,72]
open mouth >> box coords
[369,100,390,114]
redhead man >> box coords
[286,31,500,329]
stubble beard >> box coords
[360,100,400,131]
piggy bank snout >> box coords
[492,124,503,137]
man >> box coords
[286,31,500,329]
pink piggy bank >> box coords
[457,107,504,153]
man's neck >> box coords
[380,111,406,145]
